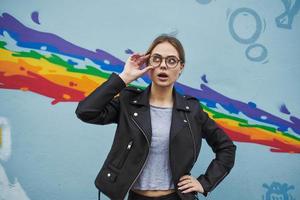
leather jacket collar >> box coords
[129,82,191,112]
[128,83,191,144]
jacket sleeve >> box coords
[75,72,126,125]
[196,104,237,197]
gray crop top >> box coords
[132,104,175,190]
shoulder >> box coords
[183,94,199,103]
[183,94,203,110]
[120,86,144,97]
[183,94,198,100]
[123,86,143,93]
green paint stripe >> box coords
[239,123,277,133]
[5,45,112,78]
[12,50,43,59]
[201,103,247,123]
[200,103,300,141]
[282,132,300,142]
[0,41,7,49]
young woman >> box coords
[75,34,236,200]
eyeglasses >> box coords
[148,54,182,69]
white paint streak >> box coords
[0,117,31,200]
[0,165,31,200]
[0,117,11,161]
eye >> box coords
[151,55,162,63]
[166,57,178,65]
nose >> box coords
[160,58,167,70]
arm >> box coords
[75,52,152,125]
[196,105,237,196]
[75,73,126,125]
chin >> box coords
[152,79,174,88]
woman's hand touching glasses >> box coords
[119,53,153,85]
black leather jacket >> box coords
[75,73,236,200]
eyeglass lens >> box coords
[149,54,180,68]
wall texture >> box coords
[0,0,299,199]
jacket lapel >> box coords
[169,90,191,141]
[129,85,152,143]
[129,83,191,143]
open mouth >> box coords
[157,72,168,78]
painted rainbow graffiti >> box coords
[0,12,299,153]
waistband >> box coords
[129,190,180,200]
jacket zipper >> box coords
[124,116,150,199]
[185,112,197,165]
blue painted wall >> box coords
[0,0,299,199]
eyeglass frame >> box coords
[148,53,183,69]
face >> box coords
[147,41,184,88]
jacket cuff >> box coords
[108,72,127,92]
[197,174,210,197]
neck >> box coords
[149,84,174,107]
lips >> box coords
[156,72,169,82]
[157,72,168,78]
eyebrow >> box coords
[152,53,178,57]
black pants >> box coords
[127,190,181,200]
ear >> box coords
[178,63,184,76]
[180,63,184,73]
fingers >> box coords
[130,53,140,61]
[130,53,144,61]
[130,53,149,64]
[179,175,192,181]
[140,65,154,74]
[178,179,192,186]
[141,54,150,62]
[136,54,150,66]
[181,188,195,193]
[178,180,194,193]
[178,175,197,193]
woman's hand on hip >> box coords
[119,53,153,85]
[177,175,205,194]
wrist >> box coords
[119,72,132,85]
